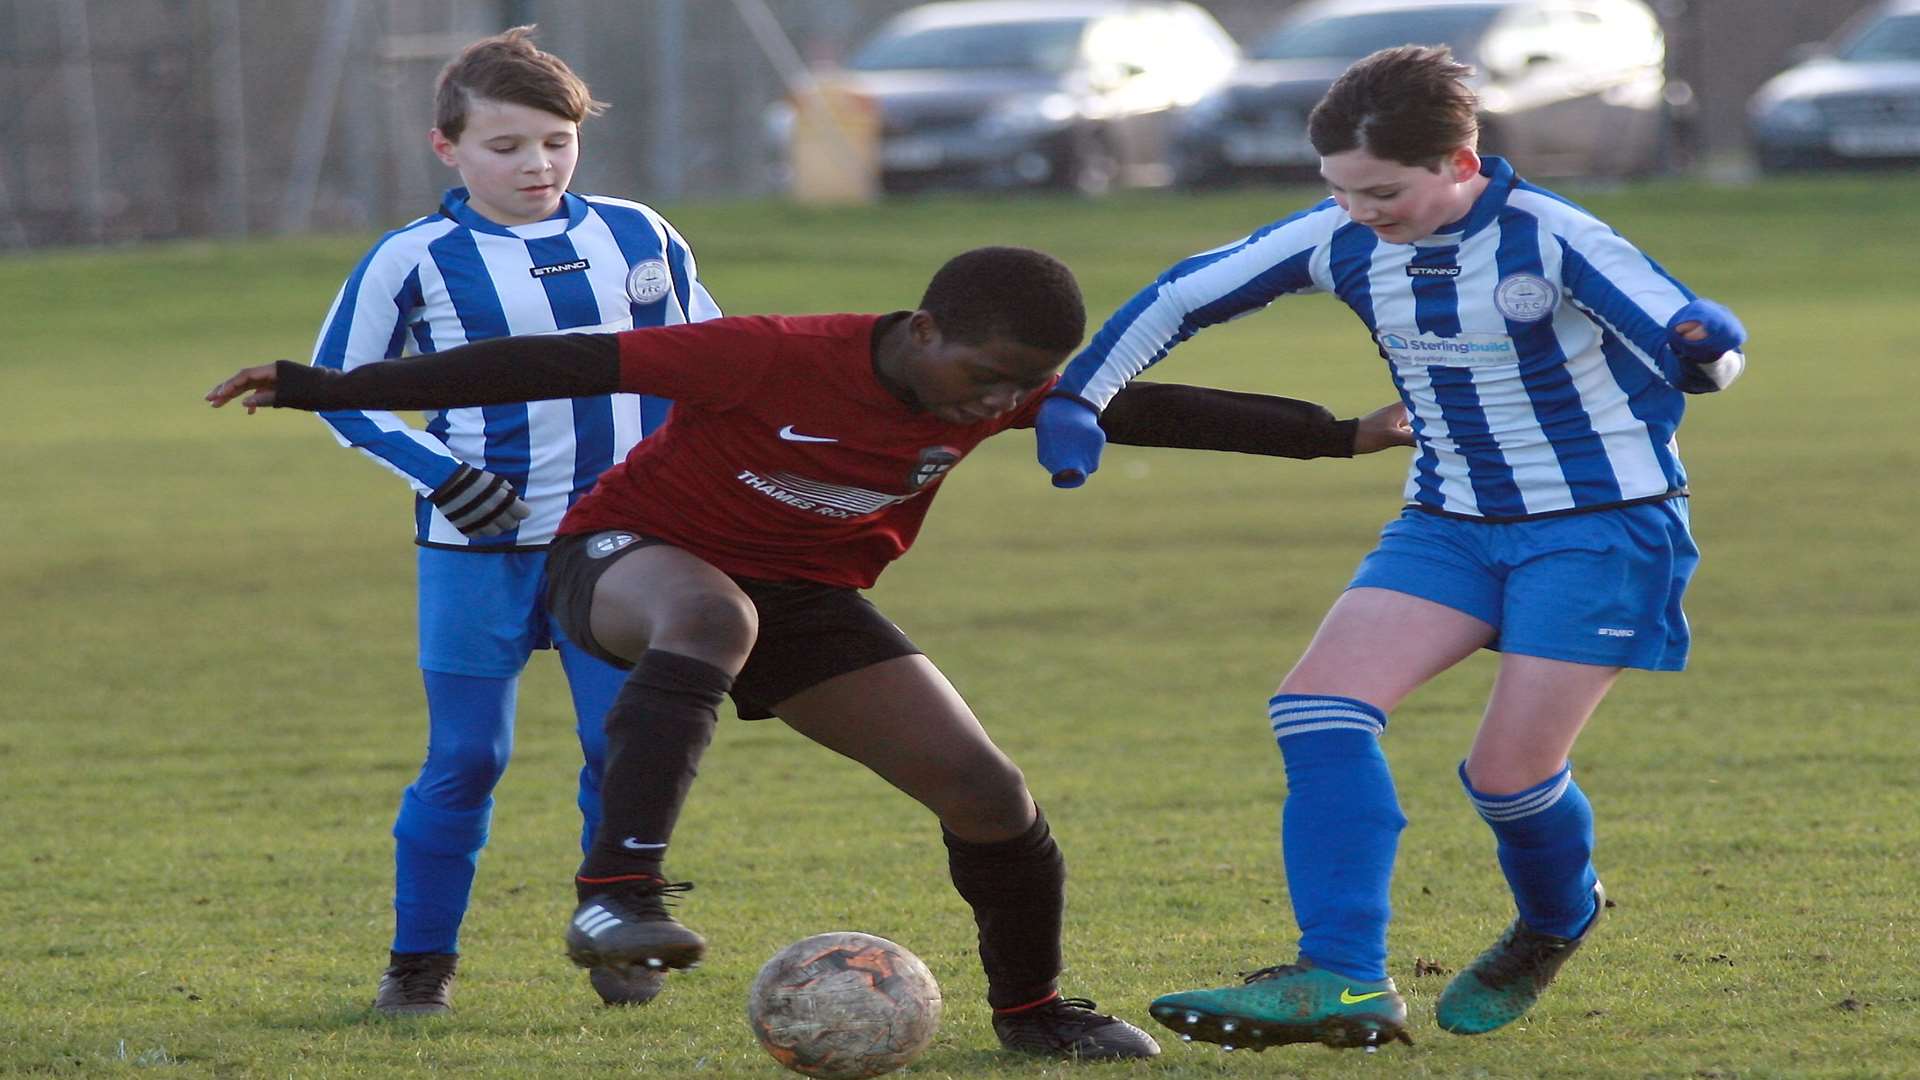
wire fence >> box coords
[0,0,1879,250]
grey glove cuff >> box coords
[429,464,527,538]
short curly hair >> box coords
[1309,45,1479,168]
[435,25,607,142]
[919,246,1085,352]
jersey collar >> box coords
[439,187,589,237]
[1417,155,1517,248]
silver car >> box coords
[1173,0,1675,185]
[1748,0,1920,171]
[777,0,1240,196]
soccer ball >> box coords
[746,931,943,1079]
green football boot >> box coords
[1436,881,1605,1035]
[1149,960,1412,1051]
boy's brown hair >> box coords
[1308,45,1479,168]
[434,25,607,141]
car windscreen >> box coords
[1836,13,1920,61]
[848,18,1089,73]
[1251,7,1502,62]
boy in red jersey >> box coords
[210,246,1409,1059]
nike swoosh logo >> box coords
[1340,988,1389,1004]
[620,838,665,851]
[778,425,839,443]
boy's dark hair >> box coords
[435,25,607,142]
[919,246,1085,352]
[1308,45,1478,168]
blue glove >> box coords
[1666,298,1745,361]
[1035,393,1106,489]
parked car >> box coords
[1172,0,1674,186]
[1748,0,1920,172]
[773,0,1239,196]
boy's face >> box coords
[431,97,580,226]
[1320,146,1482,244]
[898,313,1063,425]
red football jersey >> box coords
[558,313,1054,588]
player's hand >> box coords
[1667,298,1745,361]
[1035,394,1107,488]
[430,464,532,538]
[1352,401,1414,454]
[205,363,283,413]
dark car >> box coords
[1748,0,1920,172]
[1172,0,1674,186]
[780,0,1239,195]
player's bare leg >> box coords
[566,545,756,981]
[1438,654,1619,1034]
[777,656,1160,1060]
[1154,589,1491,1052]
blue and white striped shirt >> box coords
[311,187,720,547]
[1060,157,1718,520]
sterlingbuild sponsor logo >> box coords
[1376,330,1516,368]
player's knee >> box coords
[654,590,759,668]
[422,737,511,803]
[1462,751,1565,795]
[930,752,1032,838]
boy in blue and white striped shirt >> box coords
[311,26,719,1014]
[1035,46,1746,1051]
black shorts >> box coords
[546,530,923,720]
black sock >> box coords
[943,807,1065,1010]
[576,649,733,896]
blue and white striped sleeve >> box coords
[309,236,463,495]
[1540,198,1739,393]
[661,218,721,324]
[1057,209,1330,410]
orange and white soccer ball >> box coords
[746,931,943,1079]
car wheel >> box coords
[1755,145,1802,175]
[1058,132,1120,197]
[1171,147,1228,190]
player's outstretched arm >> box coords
[204,334,623,414]
[1090,383,1413,462]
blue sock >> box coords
[392,671,515,954]
[392,787,491,954]
[558,641,625,855]
[1460,761,1599,939]
[1270,694,1405,982]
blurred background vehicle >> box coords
[0,0,1892,246]
[767,0,1239,196]
[1171,0,1677,185]
[1748,0,1920,172]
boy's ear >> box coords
[1445,145,1482,182]
[429,128,460,167]
[907,310,940,347]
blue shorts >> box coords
[1346,500,1699,671]
[418,547,566,677]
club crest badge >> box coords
[909,447,961,491]
[1493,273,1558,322]
[587,532,640,558]
[625,259,671,305]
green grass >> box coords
[3,175,1915,1078]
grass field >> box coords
[4,175,1916,1078]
